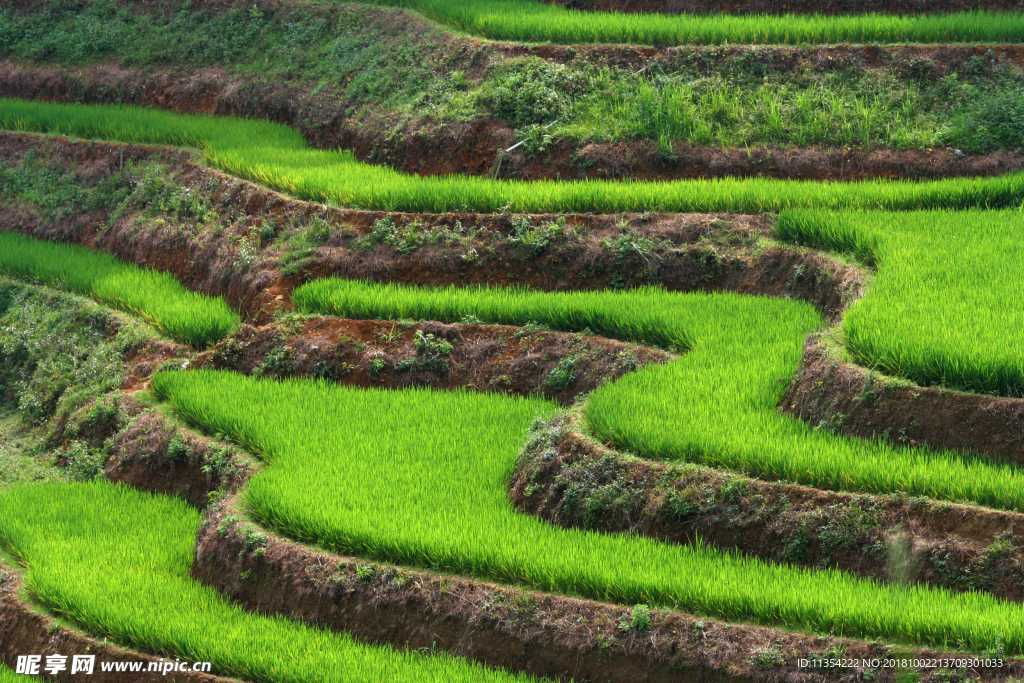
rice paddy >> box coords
[0,482,538,683]
[293,279,1024,509]
[6,13,1024,672]
[0,666,30,681]
[4,99,1024,215]
[778,209,1024,396]
[149,368,1024,654]
[381,0,1024,47]
[0,233,238,348]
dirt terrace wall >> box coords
[8,58,1024,182]
[512,413,1024,603]
[782,335,1024,464]
[0,565,230,683]
[193,496,1023,683]
[0,133,860,327]
[193,318,672,405]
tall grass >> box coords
[151,368,1024,654]
[4,99,1024,214]
[779,208,1024,396]
[385,0,1024,46]
[0,482,537,683]
[293,279,1024,509]
[0,233,238,348]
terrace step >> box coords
[0,562,231,683]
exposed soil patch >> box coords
[782,334,1024,466]
[8,57,1024,182]
[193,494,1024,683]
[512,411,1024,603]
[0,563,231,683]
[547,0,1024,15]
[194,318,671,405]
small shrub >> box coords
[166,433,191,462]
[545,356,579,390]
[64,440,108,482]
[618,604,652,633]
[749,647,785,670]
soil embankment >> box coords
[782,335,1024,464]
[512,412,1024,603]
[7,53,1024,182]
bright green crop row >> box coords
[152,368,1024,653]
[381,0,1024,46]
[0,666,30,681]
[293,279,1024,508]
[778,209,1024,396]
[0,482,536,683]
[5,99,1024,213]
[0,233,238,348]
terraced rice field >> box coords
[150,368,1024,652]
[4,99,1024,214]
[0,233,238,348]
[381,0,1024,46]
[5,1,1024,682]
[0,482,536,683]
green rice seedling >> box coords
[152,368,1024,654]
[0,482,538,683]
[4,99,1024,214]
[0,665,31,681]
[778,208,1024,396]
[291,279,1024,511]
[375,0,1024,46]
[0,233,238,348]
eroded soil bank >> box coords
[512,412,1024,603]
[8,55,1024,182]
[193,318,671,405]
[782,335,1024,465]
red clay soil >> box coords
[546,0,1023,15]
[782,335,1024,465]
[193,495,1023,683]
[193,318,672,405]
[0,564,231,683]
[512,412,1024,603]
[8,57,1024,182]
